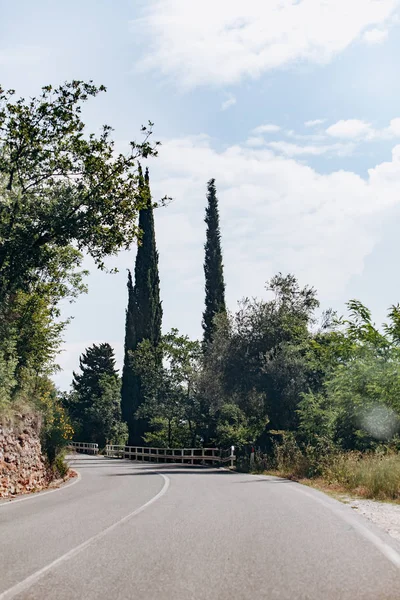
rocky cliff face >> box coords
[0,415,50,498]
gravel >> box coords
[346,497,400,540]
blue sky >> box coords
[2,0,400,388]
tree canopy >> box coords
[66,343,127,448]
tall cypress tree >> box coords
[121,166,162,445]
[202,178,226,346]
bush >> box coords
[236,452,271,473]
[324,452,400,500]
[271,431,311,478]
[266,435,400,500]
[52,451,69,479]
[39,384,74,464]
[264,431,339,479]
[108,420,129,447]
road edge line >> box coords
[0,473,170,600]
[254,473,400,569]
[0,471,82,509]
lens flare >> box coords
[359,405,400,441]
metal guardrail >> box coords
[67,441,99,455]
[105,445,235,467]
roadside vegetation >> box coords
[2,79,400,502]
[0,80,159,469]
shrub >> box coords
[39,383,74,464]
[52,451,69,479]
[324,452,400,500]
[271,431,310,478]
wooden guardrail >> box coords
[105,445,235,467]
[67,441,99,455]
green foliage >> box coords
[17,376,74,465]
[215,403,263,448]
[0,79,162,471]
[121,166,162,445]
[52,452,69,479]
[323,452,400,500]
[202,179,226,346]
[134,331,202,447]
[0,81,160,298]
[271,431,307,476]
[41,401,74,464]
[297,392,338,446]
[0,338,17,411]
[199,274,319,442]
[67,343,126,448]
[299,303,400,451]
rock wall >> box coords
[0,415,50,498]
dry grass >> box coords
[265,452,400,502]
[325,453,400,501]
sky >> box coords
[2,0,400,388]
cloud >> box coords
[246,136,266,147]
[252,124,281,134]
[145,135,400,318]
[134,0,399,87]
[389,118,400,136]
[305,119,326,128]
[267,140,354,157]
[363,28,389,43]
[326,119,375,139]
[54,134,400,389]
[221,94,237,111]
[327,118,400,140]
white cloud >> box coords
[146,136,400,315]
[326,119,375,139]
[253,124,281,134]
[55,135,400,389]
[327,118,400,141]
[268,140,354,157]
[287,131,329,142]
[134,0,399,87]
[246,136,266,147]
[389,118,400,136]
[363,28,389,43]
[305,119,326,128]
[221,94,237,111]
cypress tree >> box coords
[121,165,162,445]
[202,178,226,346]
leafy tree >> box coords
[134,331,202,447]
[298,302,400,450]
[0,80,163,424]
[121,166,162,445]
[202,179,226,346]
[200,274,319,443]
[0,81,160,300]
[67,343,126,447]
[215,403,267,448]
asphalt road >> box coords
[1,455,400,599]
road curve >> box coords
[1,454,400,599]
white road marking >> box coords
[255,474,400,569]
[0,472,170,599]
[0,471,81,509]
